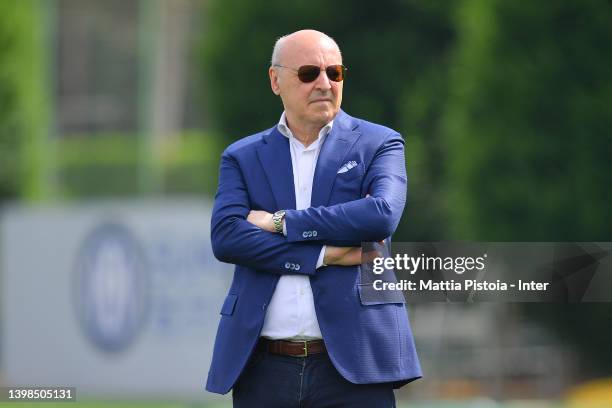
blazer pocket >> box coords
[357,283,406,305]
[220,294,238,316]
[337,162,365,182]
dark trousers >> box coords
[232,349,396,408]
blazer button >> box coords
[261,303,267,310]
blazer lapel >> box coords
[256,127,296,210]
[311,111,361,207]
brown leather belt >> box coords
[257,338,326,357]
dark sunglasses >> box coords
[274,64,347,83]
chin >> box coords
[316,109,336,121]
[304,107,337,127]
[316,113,333,126]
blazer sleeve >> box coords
[283,132,407,244]
[211,150,323,275]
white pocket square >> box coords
[337,160,358,174]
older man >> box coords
[206,29,421,407]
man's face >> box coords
[269,37,343,130]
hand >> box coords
[247,210,275,232]
[323,246,381,266]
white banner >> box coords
[0,200,232,400]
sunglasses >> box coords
[273,64,347,83]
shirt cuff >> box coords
[282,219,287,236]
[316,246,327,269]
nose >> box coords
[314,67,332,91]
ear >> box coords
[269,66,281,95]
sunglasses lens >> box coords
[297,65,321,83]
[295,65,346,83]
[326,65,345,82]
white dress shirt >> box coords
[260,112,332,340]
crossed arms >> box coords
[210,132,407,275]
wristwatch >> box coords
[272,210,286,234]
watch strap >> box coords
[272,210,286,234]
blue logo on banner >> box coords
[74,222,149,353]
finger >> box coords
[336,247,357,265]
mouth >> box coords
[310,99,332,104]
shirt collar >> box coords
[277,111,334,147]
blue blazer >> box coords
[206,110,422,394]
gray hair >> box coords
[270,35,287,66]
[270,31,341,66]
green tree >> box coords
[0,0,48,201]
[445,0,612,241]
[445,0,612,373]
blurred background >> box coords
[1,0,611,407]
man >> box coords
[206,29,421,407]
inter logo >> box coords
[73,222,149,353]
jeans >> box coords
[232,349,396,408]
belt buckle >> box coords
[295,340,308,357]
